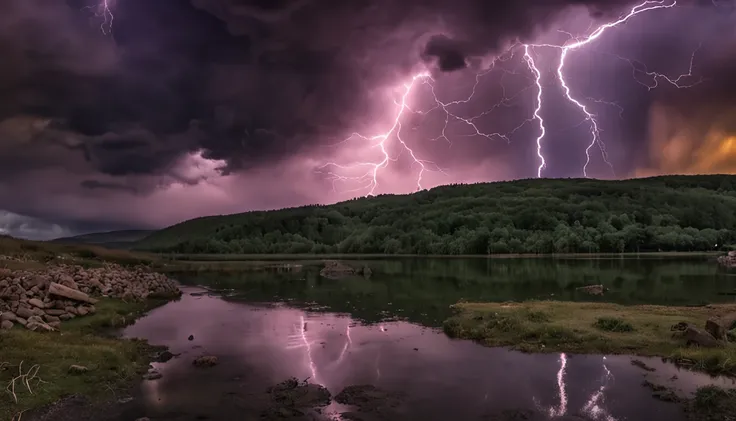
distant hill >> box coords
[52,230,154,249]
[134,175,736,255]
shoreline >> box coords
[443,301,736,376]
[160,250,724,262]
[0,262,180,421]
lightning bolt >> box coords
[322,0,701,194]
[299,315,319,384]
[336,323,353,364]
[523,45,546,177]
[548,353,569,418]
[82,0,115,35]
[528,0,692,177]
[582,358,618,421]
[318,51,535,196]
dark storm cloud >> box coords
[0,0,733,238]
[80,179,139,194]
[0,0,646,180]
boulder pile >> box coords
[717,251,736,268]
[0,263,180,332]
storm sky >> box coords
[1,0,735,239]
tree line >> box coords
[136,175,736,255]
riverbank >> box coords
[444,301,736,420]
[0,241,182,420]
[443,301,736,375]
[158,251,725,261]
[0,299,169,420]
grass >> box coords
[687,386,736,421]
[0,235,156,270]
[443,301,736,376]
[0,237,176,418]
[0,299,167,420]
[593,317,635,332]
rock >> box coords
[320,260,356,279]
[361,265,372,278]
[28,298,45,309]
[717,253,736,268]
[705,314,736,340]
[1,320,13,330]
[26,320,55,332]
[672,322,722,348]
[576,284,606,296]
[43,314,61,323]
[45,309,66,316]
[154,350,175,363]
[68,365,89,375]
[142,370,163,381]
[188,334,194,341]
[193,355,218,367]
[15,306,33,319]
[1,263,181,331]
[49,282,98,304]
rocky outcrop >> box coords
[717,251,736,268]
[705,313,736,340]
[320,260,355,279]
[0,263,180,332]
[576,284,606,296]
[319,261,372,279]
[671,322,722,348]
[671,315,736,348]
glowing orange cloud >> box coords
[637,103,736,176]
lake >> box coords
[174,256,736,325]
[122,257,736,420]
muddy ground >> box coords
[22,379,408,421]
[19,379,605,421]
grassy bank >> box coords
[688,386,736,421]
[0,235,156,270]
[0,236,176,419]
[443,301,736,375]
[0,299,168,420]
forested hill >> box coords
[135,175,736,255]
[51,230,154,249]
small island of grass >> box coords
[444,301,736,419]
[443,301,736,375]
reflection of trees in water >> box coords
[180,258,736,325]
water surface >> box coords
[124,286,735,421]
[176,257,736,325]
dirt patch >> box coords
[20,393,146,421]
[334,385,405,420]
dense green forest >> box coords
[135,175,736,255]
